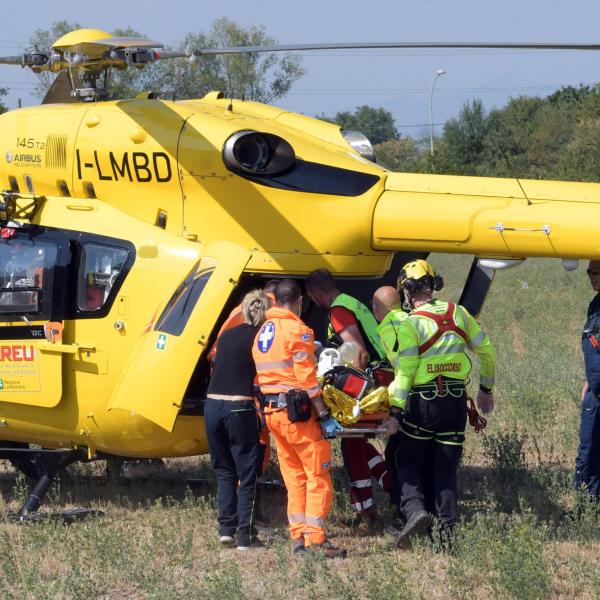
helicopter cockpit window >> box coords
[76,243,129,312]
[0,236,58,321]
[155,262,213,336]
[0,236,58,320]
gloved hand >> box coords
[477,389,495,415]
[383,406,403,436]
[320,416,343,439]
[382,416,400,436]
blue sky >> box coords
[2,0,600,138]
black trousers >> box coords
[204,399,261,545]
[396,387,468,527]
[385,432,402,514]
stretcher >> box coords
[338,412,389,437]
[322,384,391,437]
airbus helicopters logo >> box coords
[5,151,42,167]
[76,150,172,183]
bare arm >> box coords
[310,395,329,416]
[338,324,369,369]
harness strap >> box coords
[413,302,469,355]
[467,397,487,433]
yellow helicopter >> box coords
[0,27,599,518]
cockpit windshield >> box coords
[0,234,58,320]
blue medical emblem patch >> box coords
[257,321,276,353]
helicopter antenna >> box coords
[225,55,234,111]
[496,142,531,206]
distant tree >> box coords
[29,18,303,104]
[548,84,593,106]
[435,99,489,174]
[139,18,304,102]
[318,105,399,145]
[374,138,421,171]
[29,20,83,98]
[0,87,8,114]
[109,27,151,99]
[556,117,600,181]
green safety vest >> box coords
[388,300,496,409]
[327,293,385,360]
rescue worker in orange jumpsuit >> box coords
[306,268,392,525]
[253,279,347,558]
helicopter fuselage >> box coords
[1,93,600,458]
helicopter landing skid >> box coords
[11,508,104,524]
[0,446,100,522]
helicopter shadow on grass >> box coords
[0,457,292,523]
[459,463,576,526]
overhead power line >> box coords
[289,84,567,96]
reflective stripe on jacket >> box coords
[388,300,496,408]
[253,306,321,398]
[327,293,385,360]
[376,307,408,367]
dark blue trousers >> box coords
[395,390,467,527]
[574,389,600,498]
[204,399,261,545]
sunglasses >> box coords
[587,269,600,276]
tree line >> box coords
[322,87,600,183]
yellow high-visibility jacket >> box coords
[388,300,496,409]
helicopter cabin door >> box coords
[0,226,70,407]
[109,240,251,431]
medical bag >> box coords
[322,366,376,401]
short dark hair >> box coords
[264,279,279,295]
[306,268,337,294]
[275,279,302,305]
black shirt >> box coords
[207,323,259,397]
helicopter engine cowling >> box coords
[222,130,295,176]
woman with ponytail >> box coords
[205,289,271,551]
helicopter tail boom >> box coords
[372,172,600,260]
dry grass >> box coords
[0,256,599,599]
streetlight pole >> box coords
[429,69,446,156]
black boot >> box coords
[396,510,432,549]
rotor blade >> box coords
[0,56,24,65]
[162,40,600,60]
[41,71,79,104]
[88,36,164,49]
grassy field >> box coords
[0,255,599,599]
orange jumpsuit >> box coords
[253,306,333,545]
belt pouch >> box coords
[285,389,312,422]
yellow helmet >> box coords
[397,259,444,294]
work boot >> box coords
[309,540,347,559]
[343,507,378,530]
[237,537,264,552]
[292,538,307,558]
[395,510,432,549]
[219,534,235,546]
